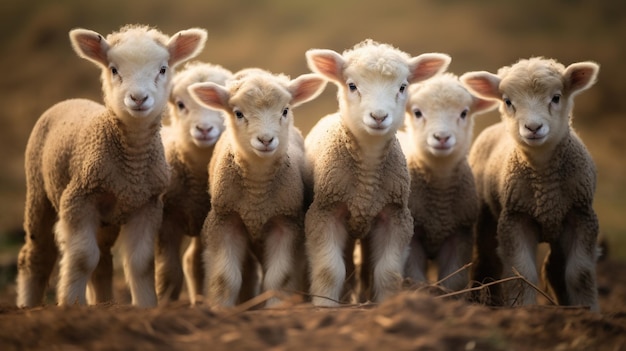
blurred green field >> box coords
[0,0,624,259]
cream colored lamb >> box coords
[17,25,207,307]
[398,73,496,291]
[188,68,327,307]
[461,57,600,311]
[304,39,451,306]
[156,62,232,303]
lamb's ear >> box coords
[471,95,499,115]
[69,28,110,67]
[188,82,229,112]
[289,74,328,107]
[564,61,599,97]
[306,49,344,83]
[460,71,501,101]
[408,53,451,83]
[167,28,208,68]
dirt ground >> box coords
[0,258,624,351]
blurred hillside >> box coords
[0,0,624,257]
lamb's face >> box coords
[461,58,599,155]
[340,67,409,138]
[228,79,293,159]
[499,66,570,149]
[103,36,173,121]
[170,84,225,148]
[405,79,475,160]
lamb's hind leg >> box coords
[436,227,473,291]
[545,210,599,311]
[118,199,162,307]
[471,204,502,305]
[369,204,413,303]
[17,192,58,307]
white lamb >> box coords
[398,73,497,291]
[156,62,232,303]
[304,39,451,306]
[460,57,600,311]
[16,25,207,307]
[188,68,327,307]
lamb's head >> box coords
[405,73,496,163]
[69,25,207,123]
[461,57,599,152]
[189,69,326,160]
[306,39,450,140]
[169,62,232,148]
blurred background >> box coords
[0,0,624,292]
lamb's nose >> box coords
[370,112,389,123]
[258,136,274,146]
[196,125,213,136]
[434,133,450,143]
[131,94,148,105]
[525,123,543,133]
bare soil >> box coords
[0,259,624,351]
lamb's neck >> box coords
[180,144,215,176]
[343,126,393,172]
[112,113,161,153]
[518,135,568,171]
[234,151,285,191]
[411,154,461,182]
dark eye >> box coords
[460,109,468,119]
[399,83,407,93]
[551,94,561,104]
[348,82,357,92]
[282,108,289,118]
[110,67,118,75]
[413,109,422,118]
[176,101,185,110]
[160,66,167,75]
[234,110,244,119]
[504,98,512,107]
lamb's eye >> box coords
[460,109,468,119]
[551,94,561,104]
[234,110,244,119]
[414,109,423,118]
[399,83,407,93]
[504,98,512,107]
[160,66,167,75]
[110,67,118,75]
[177,101,185,110]
[348,82,357,92]
[282,108,289,118]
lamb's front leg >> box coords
[183,236,204,305]
[369,204,413,303]
[261,217,302,307]
[55,201,100,306]
[203,212,248,308]
[545,209,599,311]
[87,224,120,304]
[306,203,349,307]
[118,199,163,307]
[436,227,473,291]
[497,212,539,307]
[155,216,185,302]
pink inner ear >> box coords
[568,67,595,92]
[74,33,108,66]
[308,52,342,81]
[169,31,205,66]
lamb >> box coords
[397,73,497,291]
[304,39,451,306]
[460,57,600,311]
[188,68,327,307]
[16,25,207,307]
[155,62,232,303]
